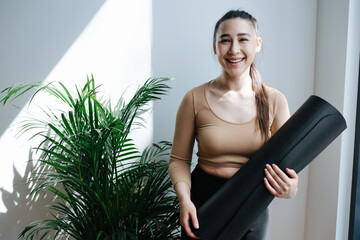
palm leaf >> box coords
[1,76,180,239]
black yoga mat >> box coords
[192,95,347,240]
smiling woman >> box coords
[152,1,358,239]
[168,10,298,240]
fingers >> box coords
[286,168,298,180]
[180,201,200,239]
[264,164,298,199]
[264,177,278,196]
[190,210,199,230]
[183,214,200,239]
[264,165,283,197]
[268,164,290,183]
[186,211,200,239]
[264,164,285,191]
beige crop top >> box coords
[169,82,290,187]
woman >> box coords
[169,10,298,240]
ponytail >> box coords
[250,63,269,141]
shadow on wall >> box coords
[0,0,106,137]
[0,149,55,239]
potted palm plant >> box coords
[0,76,180,239]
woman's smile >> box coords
[226,57,245,65]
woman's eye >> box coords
[220,39,230,43]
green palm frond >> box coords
[1,76,179,239]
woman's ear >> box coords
[255,37,262,53]
[213,41,217,55]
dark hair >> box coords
[213,10,270,141]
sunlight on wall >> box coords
[0,0,152,214]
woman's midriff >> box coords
[198,162,240,179]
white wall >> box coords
[0,0,153,239]
[152,1,317,239]
[305,0,360,239]
[338,0,360,238]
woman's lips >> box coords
[226,58,245,64]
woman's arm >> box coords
[169,90,200,238]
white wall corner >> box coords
[336,0,360,238]
[305,0,360,239]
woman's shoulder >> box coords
[264,85,287,104]
[264,85,289,115]
[192,81,208,93]
[180,81,209,106]
[182,81,208,99]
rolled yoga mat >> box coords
[192,95,347,240]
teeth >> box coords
[228,59,243,63]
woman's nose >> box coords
[229,42,240,54]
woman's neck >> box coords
[215,70,253,93]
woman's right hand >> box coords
[180,198,200,239]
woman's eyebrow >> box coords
[219,33,251,38]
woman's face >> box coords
[214,18,262,79]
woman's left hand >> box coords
[264,164,298,199]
